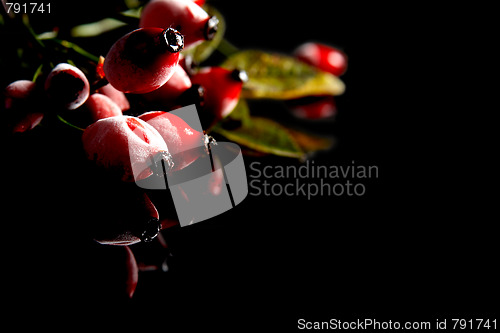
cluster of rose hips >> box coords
[2,0,347,298]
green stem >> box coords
[56,114,85,132]
[49,38,100,63]
[216,39,239,58]
[22,14,45,49]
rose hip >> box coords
[82,115,171,182]
[103,27,184,94]
[44,63,90,110]
[190,67,247,120]
[4,80,44,133]
[139,111,206,171]
[142,65,203,109]
[139,0,218,49]
[4,80,36,108]
[85,93,123,122]
[97,84,130,112]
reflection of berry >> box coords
[44,63,90,110]
[294,42,348,77]
[91,183,161,245]
[82,115,170,182]
[139,111,206,171]
[85,93,123,121]
[12,112,44,133]
[190,67,246,121]
[103,28,184,94]
[86,244,139,299]
[287,95,337,120]
[139,0,218,49]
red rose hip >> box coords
[190,67,246,120]
[97,84,130,111]
[103,27,184,94]
[294,42,348,77]
[44,63,90,109]
[139,111,207,171]
[85,93,123,121]
[142,65,203,109]
[139,0,218,49]
[82,115,171,182]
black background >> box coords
[2,0,497,330]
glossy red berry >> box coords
[103,27,184,94]
[82,115,171,182]
[142,65,203,109]
[139,111,206,171]
[294,42,348,77]
[192,0,205,6]
[139,0,219,49]
[287,95,337,120]
[44,63,90,109]
[190,67,247,120]
[85,93,123,121]
[97,83,130,111]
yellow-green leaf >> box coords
[221,50,345,99]
[212,100,304,158]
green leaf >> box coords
[212,100,304,158]
[182,5,226,63]
[70,18,127,38]
[221,50,345,99]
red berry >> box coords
[97,83,130,111]
[82,115,171,182]
[192,0,205,6]
[4,80,44,133]
[103,27,184,94]
[85,93,123,122]
[4,80,36,107]
[287,95,337,120]
[294,42,348,76]
[190,67,246,120]
[142,65,202,109]
[139,0,218,49]
[44,63,90,110]
[138,111,206,171]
